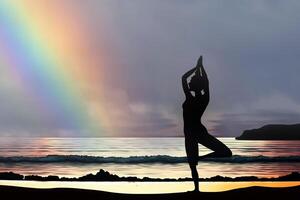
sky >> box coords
[0,0,300,137]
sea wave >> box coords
[0,155,300,164]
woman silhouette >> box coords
[182,56,232,192]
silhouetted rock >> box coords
[78,169,120,181]
[276,172,300,181]
[236,124,300,140]
[24,175,58,181]
[233,176,259,181]
[0,172,23,180]
[209,175,232,181]
[46,175,60,181]
[25,175,44,181]
[1,170,300,182]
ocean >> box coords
[0,137,299,179]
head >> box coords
[189,74,202,93]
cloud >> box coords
[210,93,300,136]
[85,85,180,136]
[1,1,300,136]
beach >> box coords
[1,137,299,198]
[1,180,300,193]
[0,185,299,200]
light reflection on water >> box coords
[0,137,299,178]
[0,137,299,157]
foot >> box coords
[193,188,200,193]
[199,151,232,160]
[188,188,200,193]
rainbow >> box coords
[0,1,114,136]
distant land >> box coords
[236,124,300,140]
[1,170,300,182]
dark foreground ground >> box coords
[0,185,299,200]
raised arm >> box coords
[196,56,203,76]
[182,67,197,98]
[200,65,210,103]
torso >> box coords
[182,97,207,135]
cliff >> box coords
[236,124,300,140]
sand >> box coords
[1,180,300,193]
[0,185,299,200]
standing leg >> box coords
[185,136,200,191]
[189,164,199,192]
